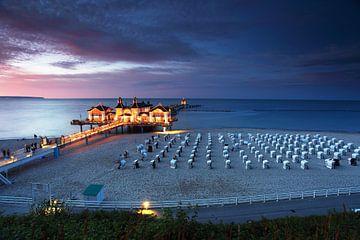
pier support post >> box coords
[80,125,83,132]
[85,136,89,145]
[141,127,144,133]
[121,126,124,134]
[115,127,118,134]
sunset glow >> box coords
[0,1,359,99]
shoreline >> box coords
[2,126,360,142]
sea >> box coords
[0,98,360,139]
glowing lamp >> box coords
[142,201,150,209]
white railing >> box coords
[1,186,359,209]
[63,186,360,210]
[0,195,33,205]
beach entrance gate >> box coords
[31,183,52,204]
[83,184,104,202]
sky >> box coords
[0,0,359,99]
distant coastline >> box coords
[0,96,44,99]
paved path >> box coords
[189,194,360,223]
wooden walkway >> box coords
[62,121,171,146]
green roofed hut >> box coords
[83,184,104,202]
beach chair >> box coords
[325,159,335,169]
[150,160,156,169]
[262,160,270,169]
[207,160,213,169]
[245,160,252,170]
[225,160,231,169]
[283,160,290,170]
[292,155,300,163]
[170,159,177,169]
[300,160,309,169]
[348,158,357,166]
[133,160,140,169]
[188,159,193,168]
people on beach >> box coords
[24,141,40,153]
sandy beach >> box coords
[0,128,359,202]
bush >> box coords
[0,206,359,239]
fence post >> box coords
[276,194,279,202]
[349,189,351,196]
[235,197,238,205]
[313,191,316,198]
[337,189,340,196]
[249,197,252,204]
[289,193,291,200]
[263,195,266,203]
[326,190,328,197]
[301,192,304,199]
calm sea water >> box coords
[0,98,359,139]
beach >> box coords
[0,128,359,202]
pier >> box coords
[0,145,59,185]
[64,121,171,146]
[0,99,199,184]
[64,102,194,146]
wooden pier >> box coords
[64,121,172,146]
[64,103,195,146]
[0,102,199,185]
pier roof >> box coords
[150,104,169,112]
[88,104,112,112]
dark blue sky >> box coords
[0,0,359,99]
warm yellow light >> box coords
[137,209,158,216]
[142,201,150,209]
[156,130,189,135]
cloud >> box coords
[0,1,199,64]
[51,60,85,70]
[297,46,360,67]
[1,0,360,99]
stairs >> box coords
[0,173,12,185]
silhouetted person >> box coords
[1,149,6,158]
